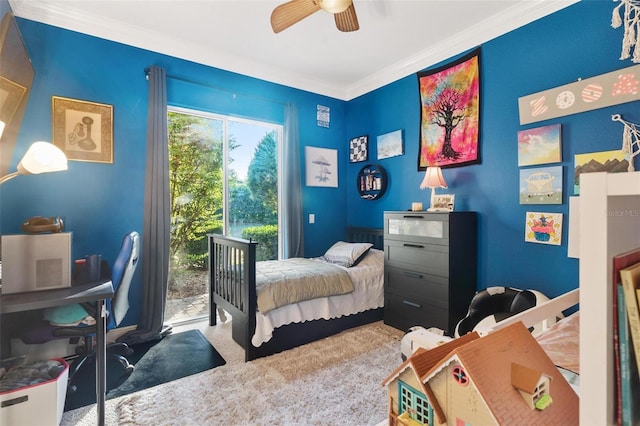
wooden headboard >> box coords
[346,227,384,250]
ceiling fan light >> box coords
[319,0,351,14]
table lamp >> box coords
[420,166,447,211]
[0,141,68,185]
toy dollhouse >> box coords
[381,322,578,425]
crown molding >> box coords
[10,0,578,101]
[345,0,579,100]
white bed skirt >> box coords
[252,249,385,347]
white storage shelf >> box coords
[579,171,640,425]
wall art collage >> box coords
[518,64,640,245]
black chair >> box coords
[22,231,140,391]
[454,286,550,337]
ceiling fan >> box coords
[270,0,360,33]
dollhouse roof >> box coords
[511,362,552,393]
[384,322,578,426]
[382,331,480,387]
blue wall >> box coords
[2,0,638,325]
[1,7,350,325]
[346,1,639,299]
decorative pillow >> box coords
[322,241,373,267]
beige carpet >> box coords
[60,319,403,426]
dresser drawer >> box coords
[384,265,448,307]
[384,292,449,332]
[384,239,449,276]
[384,212,450,246]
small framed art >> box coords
[349,135,368,163]
[377,129,404,160]
[525,211,563,245]
[430,194,455,212]
[305,146,338,187]
[52,96,113,163]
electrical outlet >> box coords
[309,214,315,224]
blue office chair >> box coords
[22,231,140,390]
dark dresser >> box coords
[383,211,477,335]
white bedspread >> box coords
[251,248,385,347]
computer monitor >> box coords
[1,232,71,294]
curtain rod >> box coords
[144,67,287,107]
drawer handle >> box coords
[403,271,423,279]
[402,215,424,219]
[403,243,424,249]
[402,300,422,309]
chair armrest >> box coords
[52,324,97,338]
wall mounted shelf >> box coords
[357,164,387,200]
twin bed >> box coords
[208,227,385,361]
[208,225,581,373]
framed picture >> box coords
[573,149,629,194]
[305,146,338,187]
[52,96,113,163]
[525,211,563,246]
[417,48,480,169]
[519,166,563,205]
[377,129,404,160]
[430,194,455,212]
[517,124,562,167]
[0,76,27,126]
[349,135,368,163]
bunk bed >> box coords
[208,227,385,361]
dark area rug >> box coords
[64,329,225,411]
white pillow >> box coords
[322,241,373,267]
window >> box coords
[165,107,282,323]
[399,381,432,425]
[452,366,469,386]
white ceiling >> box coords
[9,0,578,100]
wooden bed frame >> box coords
[208,227,385,361]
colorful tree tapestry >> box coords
[417,48,481,169]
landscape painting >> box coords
[520,166,563,205]
[573,149,629,194]
[377,129,404,160]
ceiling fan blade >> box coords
[271,0,321,33]
[334,3,359,32]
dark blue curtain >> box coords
[119,65,171,344]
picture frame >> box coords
[525,211,563,246]
[517,124,562,167]
[519,165,563,205]
[430,194,455,212]
[0,76,27,126]
[349,135,368,163]
[417,48,481,169]
[573,149,629,194]
[305,146,338,187]
[377,129,404,160]
[52,96,113,163]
